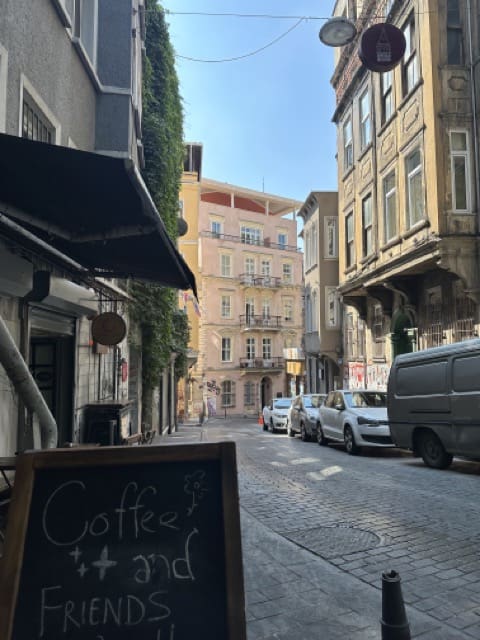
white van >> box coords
[387,339,480,469]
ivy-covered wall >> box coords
[129,0,189,428]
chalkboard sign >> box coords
[0,442,246,640]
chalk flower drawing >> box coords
[184,470,208,515]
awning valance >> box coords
[0,134,196,296]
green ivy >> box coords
[129,0,188,424]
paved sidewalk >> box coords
[160,424,471,639]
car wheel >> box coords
[269,419,276,434]
[419,431,453,469]
[344,425,360,455]
[300,423,310,442]
[317,423,328,446]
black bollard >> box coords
[381,569,411,640]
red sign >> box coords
[358,23,406,72]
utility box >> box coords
[83,401,132,445]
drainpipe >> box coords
[0,314,57,448]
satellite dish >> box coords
[319,17,357,47]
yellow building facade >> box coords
[332,0,480,389]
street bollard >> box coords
[380,569,411,640]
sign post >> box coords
[0,442,246,640]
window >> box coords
[246,337,255,359]
[406,149,423,227]
[220,254,232,277]
[372,304,385,358]
[450,131,470,212]
[178,200,184,219]
[221,337,232,362]
[381,71,393,124]
[221,380,235,407]
[343,117,353,170]
[447,0,464,65]
[402,15,419,95]
[262,338,272,359]
[244,381,256,406]
[362,194,373,257]
[283,298,293,322]
[359,89,371,149]
[211,220,222,237]
[278,232,287,248]
[245,257,255,275]
[345,212,355,268]
[345,313,354,357]
[262,299,271,318]
[384,0,394,18]
[312,290,319,332]
[282,263,293,284]
[383,172,397,241]
[221,295,231,319]
[241,225,261,245]
[260,259,271,276]
[245,297,255,323]
[305,223,318,270]
[22,96,54,142]
[326,287,339,328]
[325,218,338,258]
[74,0,98,65]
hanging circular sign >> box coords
[358,23,406,72]
[91,312,127,346]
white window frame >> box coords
[359,89,371,149]
[221,336,232,362]
[260,259,271,276]
[19,75,61,143]
[326,287,339,328]
[362,194,373,257]
[221,295,231,319]
[381,71,393,124]
[74,0,98,67]
[346,211,355,268]
[343,116,353,171]
[241,225,262,245]
[262,337,272,359]
[282,263,293,284]
[402,14,419,96]
[211,219,223,237]
[406,148,423,228]
[450,130,471,213]
[220,253,232,277]
[283,298,293,322]
[245,256,255,275]
[383,171,397,241]
[246,337,256,359]
[277,231,288,248]
[325,217,338,259]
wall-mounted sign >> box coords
[358,23,406,72]
[91,312,127,346]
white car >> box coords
[262,397,292,433]
[318,390,393,454]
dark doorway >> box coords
[260,376,272,408]
[391,311,414,359]
[30,336,74,445]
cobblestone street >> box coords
[179,417,480,639]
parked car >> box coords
[318,390,392,454]
[262,397,292,433]
[387,339,480,469]
[288,393,326,441]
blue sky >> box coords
[161,1,338,205]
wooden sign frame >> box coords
[0,442,246,640]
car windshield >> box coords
[344,391,387,408]
[273,398,292,409]
[304,395,324,408]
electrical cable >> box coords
[175,17,305,63]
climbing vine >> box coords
[129,0,188,424]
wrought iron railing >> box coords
[239,315,282,329]
[202,230,299,252]
[238,274,282,288]
[239,357,285,369]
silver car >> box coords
[288,393,326,441]
[318,390,393,454]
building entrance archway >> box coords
[390,310,415,359]
[260,377,272,409]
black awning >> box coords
[0,133,196,295]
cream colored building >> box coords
[178,145,304,420]
[331,0,480,389]
[298,192,342,393]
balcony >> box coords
[239,357,285,370]
[239,273,282,288]
[240,314,282,330]
[202,230,299,252]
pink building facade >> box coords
[180,174,304,420]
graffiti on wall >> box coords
[366,363,390,390]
